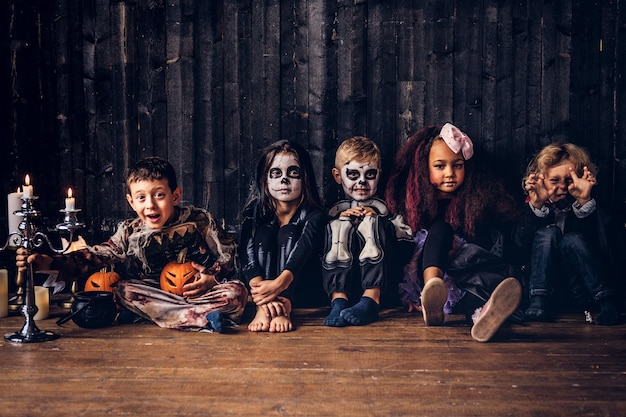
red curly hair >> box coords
[385,125,519,239]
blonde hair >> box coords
[334,136,381,168]
[525,142,597,179]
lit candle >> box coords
[7,187,23,234]
[0,269,8,318]
[65,187,76,211]
[22,175,33,199]
[34,286,50,320]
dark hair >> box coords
[244,140,323,218]
[126,157,178,192]
[386,125,519,238]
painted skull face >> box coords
[267,152,303,204]
[340,160,379,201]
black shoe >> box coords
[524,295,549,322]
[117,309,148,324]
[596,299,621,326]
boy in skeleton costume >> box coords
[323,136,412,326]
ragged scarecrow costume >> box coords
[47,206,247,331]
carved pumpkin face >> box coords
[85,268,120,292]
[160,260,199,295]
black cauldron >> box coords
[56,291,117,328]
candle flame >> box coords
[68,187,73,198]
[25,174,30,186]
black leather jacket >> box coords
[238,203,328,284]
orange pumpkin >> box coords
[160,248,199,295]
[84,267,120,292]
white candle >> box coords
[0,269,8,318]
[34,286,50,320]
[22,175,33,199]
[65,187,76,211]
[7,188,23,235]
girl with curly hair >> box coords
[386,123,523,342]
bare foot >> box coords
[269,298,293,332]
[269,315,293,333]
[248,306,270,332]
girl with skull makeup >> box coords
[239,140,327,332]
[386,124,524,342]
[323,136,413,327]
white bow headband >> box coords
[439,123,473,160]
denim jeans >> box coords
[529,225,612,301]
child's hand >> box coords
[249,270,293,305]
[249,277,282,305]
[15,247,52,273]
[525,173,552,208]
[340,206,376,218]
[568,166,595,205]
[260,296,291,318]
[182,261,218,298]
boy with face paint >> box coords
[323,136,412,327]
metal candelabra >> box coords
[1,195,83,343]
[56,207,84,309]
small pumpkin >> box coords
[159,248,200,295]
[84,267,120,292]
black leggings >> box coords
[421,220,454,273]
[252,222,301,301]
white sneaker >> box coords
[471,277,521,342]
[421,277,447,326]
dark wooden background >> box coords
[1,0,624,242]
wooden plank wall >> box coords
[0,0,624,242]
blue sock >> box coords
[340,296,379,326]
[206,310,224,333]
[324,298,348,327]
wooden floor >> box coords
[1,300,625,417]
